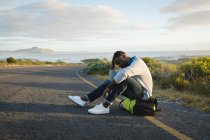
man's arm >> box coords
[103,80,117,97]
[103,56,117,97]
[109,58,117,81]
[110,57,115,70]
[114,58,143,84]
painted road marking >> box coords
[76,72,192,140]
[75,72,121,102]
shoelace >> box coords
[94,104,102,109]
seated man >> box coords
[68,51,153,115]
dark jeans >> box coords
[87,77,144,103]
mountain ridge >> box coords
[0,47,55,54]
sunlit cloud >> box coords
[160,0,210,13]
[0,0,209,52]
[160,0,210,30]
[166,11,210,29]
[124,24,151,30]
[0,1,125,40]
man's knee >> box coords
[112,81,127,92]
[103,80,111,85]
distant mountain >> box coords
[0,47,55,54]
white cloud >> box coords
[160,0,210,13]
[0,1,125,40]
[124,24,151,30]
[166,10,210,29]
[160,0,210,30]
[0,0,26,10]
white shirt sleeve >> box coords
[109,70,117,81]
[113,58,143,84]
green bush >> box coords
[142,57,163,80]
[174,57,210,95]
[159,77,172,89]
[174,76,190,90]
[81,58,101,64]
[158,74,177,89]
[4,58,67,66]
[161,63,177,74]
[190,78,210,96]
[142,57,177,80]
[179,57,210,81]
[7,57,16,63]
[83,58,110,75]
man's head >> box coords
[113,51,130,68]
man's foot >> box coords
[88,103,110,114]
[68,95,85,107]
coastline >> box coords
[0,50,209,63]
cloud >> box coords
[166,10,210,29]
[124,24,151,30]
[0,0,26,10]
[160,0,210,30]
[160,0,210,13]
[0,1,125,40]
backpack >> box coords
[119,97,159,116]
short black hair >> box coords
[113,51,125,60]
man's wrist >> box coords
[106,87,110,92]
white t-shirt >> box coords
[109,57,153,98]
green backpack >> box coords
[119,97,159,116]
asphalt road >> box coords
[0,66,210,140]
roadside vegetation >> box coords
[82,56,210,112]
[0,57,68,66]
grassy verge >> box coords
[0,58,72,66]
[153,86,210,112]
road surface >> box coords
[0,66,210,140]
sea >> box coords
[0,50,209,63]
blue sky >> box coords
[0,0,210,52]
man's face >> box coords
[114,55,126,68]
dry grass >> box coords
[153,87,210,112]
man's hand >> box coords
[110,57,115,70]
[102,80,117,98]
[103,88,110,98]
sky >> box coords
[0,0,210,52]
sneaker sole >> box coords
[88,110,110,115]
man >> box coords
[68,51,153,115]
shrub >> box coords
[83,58,110,75]
[5,58,67,65]
[161,63,177,74]
[81,58,100,64]
[179,57,210,81]
[7,57,16,63]
[190,78,210,96]
[159,77,172,89]
[174,57,210,95]
[142,57,163,80]
[174,76,190,90]
[158,74,177,89]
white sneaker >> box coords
[88,103,110,114]
[68,95,85,107]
